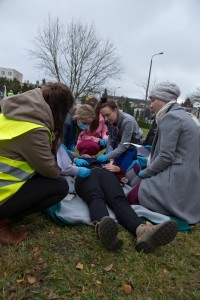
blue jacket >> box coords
[63,111,80,151]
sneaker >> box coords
[135,220,178,253]
[96,216,123,251]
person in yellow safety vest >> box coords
[7,90,14,97]
[0,83,77,245]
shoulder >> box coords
[21,128,51,145]
[120,113,135,128]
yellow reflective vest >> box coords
[0,114,52,203]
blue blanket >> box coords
[46,176,191,232]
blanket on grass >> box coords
[46,176,191,232]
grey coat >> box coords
[139,103,200,224]
[107,112,144,159]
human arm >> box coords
[141,113,182,178]
[100,120,109,140]
[102,163,121,173]
[103,162,126,183]
[18,129,61,179]
[106,119,134,159]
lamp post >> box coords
[113,86,121,98]
[145,52,164,102]
[3,85,7,98]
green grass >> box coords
[141,127,149,138]
[0,214,200,299]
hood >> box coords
[1,88,54,130]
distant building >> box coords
[0,67,23,83]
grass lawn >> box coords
[0,215,199,299]
[1,128,199,299]
[141,127,149,138]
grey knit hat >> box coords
[149,82,181,102]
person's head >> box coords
[149,82,181,114]
[73,104,95,130]
[41,82,74,140]
[99,99,119,125]
[85,97,98,108]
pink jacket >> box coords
[77,114,108,145]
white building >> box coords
[0,67,23,83]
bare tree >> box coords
[29,16,64,82]
[29,17,123,97]
[190,87,200,106]
[135,76,158,99]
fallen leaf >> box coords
[163,268,168,273]
[16,279,24,283]
[38,258,45,264]
[47,291,59,299]
[27,276,37,284]
[8,291,17,300]
[96,280,101,284]
[103,264,113,272]
[123,283,132,294]
[48,230,55,235]
[32,247,41,254]
[76,262,84,270]
[96,291,105,297]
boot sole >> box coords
[98,217,123,251]
[135,220,178,253]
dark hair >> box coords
[99,98,118,110]
[41,82,74,153]
[85,97,98,108]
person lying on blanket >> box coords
[73,156,178,253]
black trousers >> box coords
[75,168,142,236]
[0,174,69,219]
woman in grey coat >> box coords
[96,99,144,170]
[138,82,200,224]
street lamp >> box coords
[145,52,164,102]
[113,86,121,97]
[3,85,7,98]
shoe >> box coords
[135,220,178,253]
[95,216,123,251]
[0,219,29,245]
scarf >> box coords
[155,100,177,124]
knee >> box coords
[57,177,69,197]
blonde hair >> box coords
[73,104,95,120]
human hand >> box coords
[97,154,109,163]
[126,159,139,172]
[74,158,89,167]
[70,144,75,152]
[137,156,147,168]
[144,145,152,152]
[78,167,91,178]
[138,170,143,178]
[103,163,120,173]
[80,154,91,158]
[99,139,108,147]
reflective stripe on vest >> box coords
[0,114,53,202]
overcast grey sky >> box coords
[0,0,200,101]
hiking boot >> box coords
[95,216,123,251]
[0,219,29,245]
[135,220,178,253]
